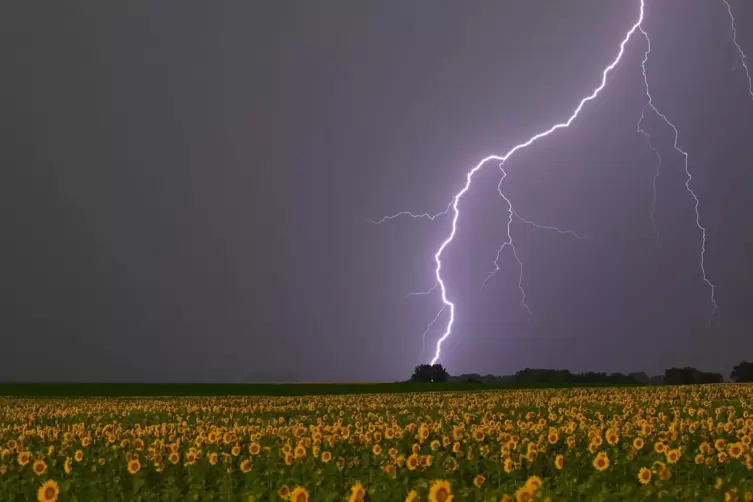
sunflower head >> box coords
[429,479,453,502]
[32,459,48,476]
[278,485,290,499]
[37,479,60,502]
[348,481,366,502]
[290,486,309,502]
[638,467,652,485]
[524,475,542,492]
[127,458,141,474]
[593,452,609,471]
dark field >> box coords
[0,380,640,397]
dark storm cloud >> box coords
[2,1,752,382]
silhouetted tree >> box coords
[514,368,573,383]
[665,367,723,385]
[664,367,698,385]
[648,375,664,385]
[608,372,642,384]
[629,372,649,385]
[700,372,724,384]
[430,364,449,382]
[731,361,753,383]
[411,365,433,382]
[410,364,449,383]
[511,368,640,385]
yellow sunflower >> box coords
[37,480,60,502]
[524,475,542,492]
[429,479,453,502]
[514,486,532,502]
[278,485,290,499]
[729,442,744,459]
[593,452,609,471]
[554,454,564,470]
[665,448,680,464]
[33,459,48,476]
[638,467,652,485]
[348,481,366,502]
[127,458,141,474]
[290,486,309,502]
[406,453,419,471]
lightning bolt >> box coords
[639,26,719,324]
[404,283,438,299]
[481,169,531,318]
[481,170,588,314]
[636,88,663,246]
[376,1,647,365]
[417,306,446,362]
[372,0,725,365]
[512,211,592,240]
[420,2,649,366]
[365,202,452,224]
[723,0,753,100]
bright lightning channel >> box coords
[372,0,723,365]
[418,306,445,362]
[433,1,646,366]
[722,0,753,100]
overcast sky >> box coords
[3,0,753,383]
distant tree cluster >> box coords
[410,364,449,383]
[663,367,723,385]
[661,362,753,385]
[409,360,753,386]
[447,373,514,384]
[411,366,641,385]
[511,368,640,385]
[731,361,753,383]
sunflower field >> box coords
[2,385,753,501]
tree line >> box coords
[409,361,753,385]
